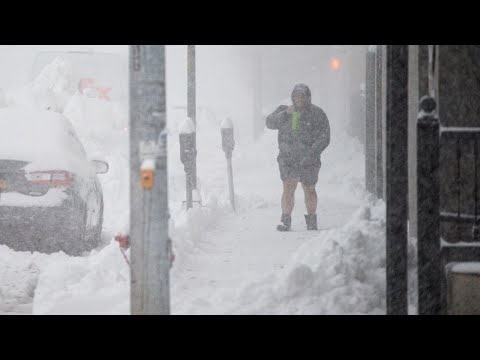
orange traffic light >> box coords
[330,57,341,71]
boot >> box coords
[277,214,291,232]
[305,214,318,230]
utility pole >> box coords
[187,45,197,189]
[375,45,384,199]
[385,45,409,315]
[252,46,263,140]
[365,46,376,194]
[129,45,170,315]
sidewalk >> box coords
[169,127,371,314]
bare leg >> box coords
[282,179,298,215]
[302,183,317,215]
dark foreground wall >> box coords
[438,45,480,243]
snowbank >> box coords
[205,200,418,315]
[0,240,129,315]
[219,201,386,314]
[0,249,40,309]
[0,245,70,311]
[32,241,129,315]
[5,56,74,112]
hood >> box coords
[291,83,312,110]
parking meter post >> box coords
[221,118,235,212]
[187,45,197,190]
[179,129,196,210]
[227,157,235,212]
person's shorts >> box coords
[278,160,321,186]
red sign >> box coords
[78,78,112,101]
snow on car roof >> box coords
[0,106,91,176]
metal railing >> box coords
[417,96,480,314]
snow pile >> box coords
[0,248,40,310]
[32,240,129,315]
[208,201,386,314]
[5,56,74,112]
[0,240,129,315]
[0,244,72,312]
[169,188,236,269]
[209,199,419,315]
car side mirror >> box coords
[91,160,109,174]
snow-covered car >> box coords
[0,107,108,255]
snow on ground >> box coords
[0,55,412,315]
[215,203,387,315]
[32,241,129,315]
[0,241,129,315]
[168,119,386,314]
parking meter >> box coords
[221,118,235,159]
[179,118,197,209]
[179,132,196,169]
[221,118,235,211]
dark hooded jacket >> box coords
[266,84,330,166]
